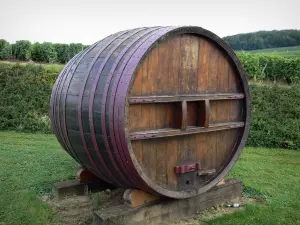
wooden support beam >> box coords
[130,122,244,140]
[123,189,161,208]
[198,99,210,128]
[181,100,187,130]
[128,93,244,104]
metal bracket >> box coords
[174,162,201,174]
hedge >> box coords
[238,52,300,84]
[0,62,299,149]
[248,84,300,149]
[0,63,57,133]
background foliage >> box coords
[248,84,300,149]
[238,52,300,84]
[0,62,299,149]
[0,63,57,133]
[0,39,12,60]
[0,39,88,63]
[14,40,31,61]
[224,29,300,50]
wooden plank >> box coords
[141,139,156,182]
[132,141,143,164]
[180,35,199,94]
[217,52,226,92]
[131,63,143,95]
[206,131,217,172]
[148,44,159,95]
[141,55,150,95]
[128,104,142,132]
[195,133,208,170]
[130,122,244,140]
[168,37,180,95]
[227,59,243,122]
[129,93,245,104]
[167,138,178,188]
[155,139,168,187]
[157,39,170,94]
[197,38,210,93]
[208,42,219,93]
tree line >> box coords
[0,39,89,63]
[223,30,300,51]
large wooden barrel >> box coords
[50,26,250,199]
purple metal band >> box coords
[50,57,75,152]
[60,38,111,174]
[100,27,161,189]
[77,31,129,184]
[109,27,169,190]
[54,51,88,164]
[88,28,148,188]
[114,27,176,189]
[108,28,163,190]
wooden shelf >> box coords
[129,93,244,104]
[130,122,245,140]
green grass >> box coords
[237,45,300,58]
[0,60,64,73]
[0,132,78,225]
[0,131,300,225]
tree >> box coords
[54,43,69,63]
[31,42,57,63]
[14,40,31,60]
[69,43,84,59]
[0,39,12,60]
[40,42,57,63]
[223,30,300,50]
[30,42,42,62]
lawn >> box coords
[236,45,300,58]
[0,131,299,225]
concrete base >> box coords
[53,179,115,200]
[92,178,243,225]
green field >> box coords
[237,45,300,58]
[0,60,64,73]
[0,131,300,225]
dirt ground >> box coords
[42,188,260,225]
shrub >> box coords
[248,84,300,149]
[238,52,261,80]
[0,63,57,133]
[14,40,31,61]
[237,52,300,84]
[0,39,12,60]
